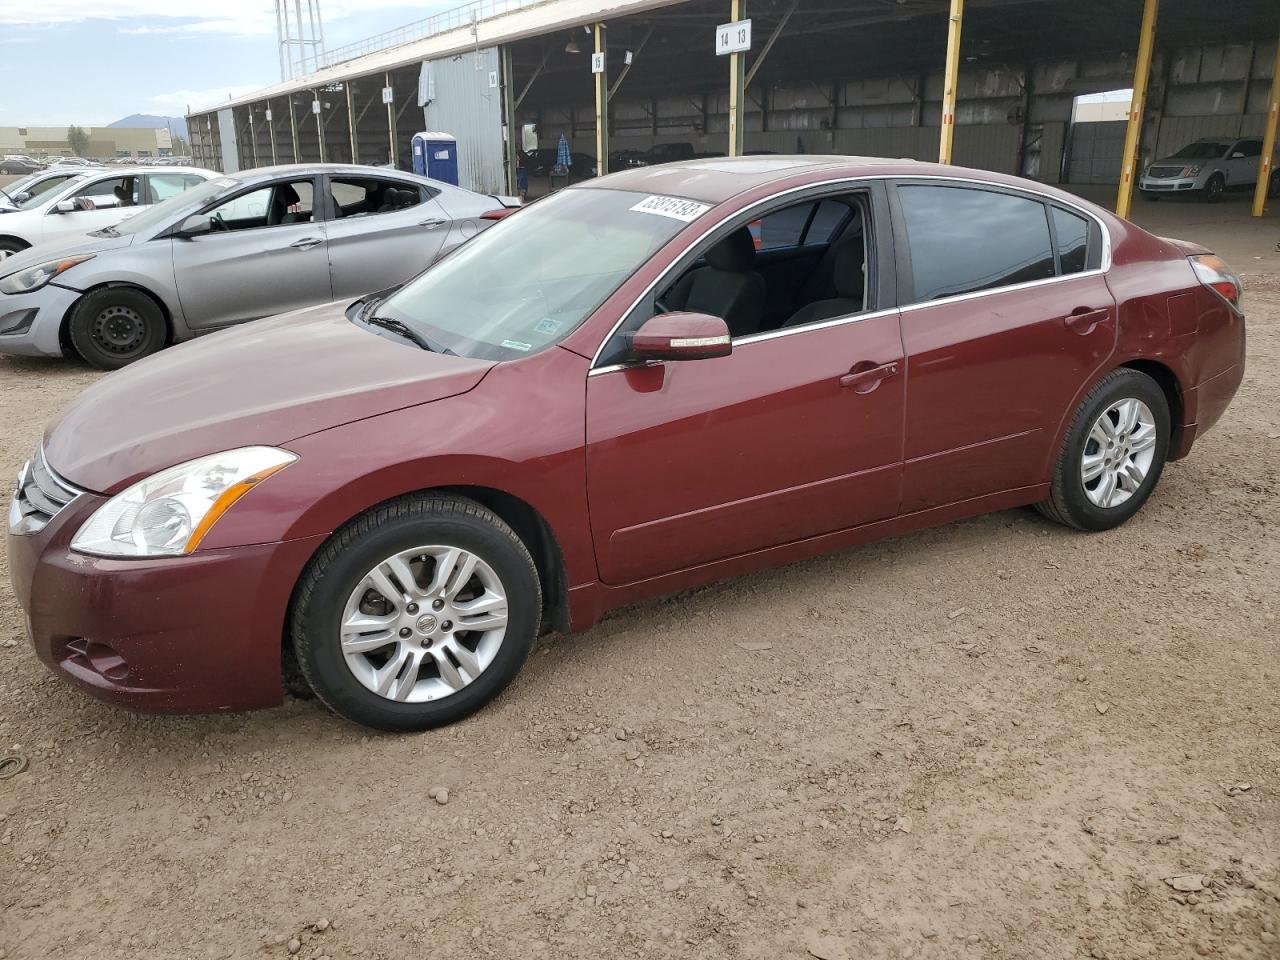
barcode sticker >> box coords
[630,195,712,222]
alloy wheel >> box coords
[1081,398,1157,509]
[339,545,509,703]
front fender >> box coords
[198,346,599,587]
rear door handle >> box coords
[839,361,900,393]
[419,218,448,228]
[1064,307,1109,334]
[289,237,323,250]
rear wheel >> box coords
[1202,174,1225,204]
[1269,170,1280,199]
[67,287,166,370]
[290,495,541,732]
[1036,369,1170,532]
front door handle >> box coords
[419,218,448,228]
[289,237,323,250]
[1064,307,1109,334]
[839,361,900,393]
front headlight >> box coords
[0,254,95,295]
[1180,165,1202,178]
[71,446,296,558]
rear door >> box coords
[890,181,1116,512]
[323,175,452,301]
[171,176,333,329]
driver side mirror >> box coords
[1231,151,1246,159]
[13,192,30,204]
[176,213,213,238]
[628,312,732,362]
[54,199,76,214]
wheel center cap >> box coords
[415,614,439,634]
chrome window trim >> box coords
[586,173,1113,371]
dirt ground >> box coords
[0,191,1278,960]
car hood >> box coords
[1151,155,1218,167]
[44,300,496,494]
[0,232,136,275]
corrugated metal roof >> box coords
[188,0,684,117]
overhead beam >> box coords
[609,27,654,102]
[515,49,551,111]
[938,0,964,164]
[1252,36,1280,218]
[1115,0,1159,220]
[744,0,798,89]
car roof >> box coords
[226,163,430,182]
[577,155,1021,204]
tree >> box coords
[66,125,90,158]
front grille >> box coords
[1147,166,1184,179]
[9,447,84,536]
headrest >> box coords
[277,183,301,206]
[833,240,866,299]
[705,227,756,272]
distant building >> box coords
[0,126,190,159]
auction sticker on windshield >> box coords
[630,195,712,222]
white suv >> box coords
[0,166,216,260]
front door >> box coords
[323,175,451,301]
[891,182,1117,511]
[172,177,333,330]
[586,315,905,585]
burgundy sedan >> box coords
[7,156,1245,731]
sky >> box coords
[0,1,457,127]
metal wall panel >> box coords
[216,108,239,173]
[422,46,506,194]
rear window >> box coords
[898,185,1055,302]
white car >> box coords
[0,169,88,213]
[0,166,216,260]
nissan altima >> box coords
[7,156,1245,731]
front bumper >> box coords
[1138,175,1204,193]
[0,281,80,358]
[7,491,326,714]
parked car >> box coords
[1140,137,1280,202]
[0,169,88,214]
[0,156,43,175]
[7,156,1244,731]
[522,148,596,179]
[0,163,518,368]
[0,165,214,261]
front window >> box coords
[65,176,141,211]
[14,174,83,209]
[374,188,694,361]
[1171,142,1229,160]
[111,176,235,237]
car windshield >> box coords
[109,176,230,237]
[375,188,699,361]
[1170,142,1229,160]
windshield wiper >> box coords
[364,314,439,353]
[93,225,121,238]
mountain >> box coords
[108,114,189,140]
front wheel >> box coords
[67,287,166,369]
[0,238,29,262]
[1269,170,1280,199]
[290,495,542,731]
[1036,369,1170,531]
[1202,174,1225,204]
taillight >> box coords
[1189,254,1243,310]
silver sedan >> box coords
[0,164,518,369]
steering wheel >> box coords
[653,294,672,314]
[209,211,229,232]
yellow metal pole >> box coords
[728,0,745,157]
[1251,37,1280,218]
[938,0,964,164]
[1115,0,1160,220]
[594,23,610,176]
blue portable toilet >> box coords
[411,132,459,185]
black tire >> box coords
[1269,170,1280,200]
[0,237,29,261]
[67,287,166,370]
[1141,192,1160,202]
[290,494,542,732]
[1202,174,1225,204]
[1036,369,1170,532]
